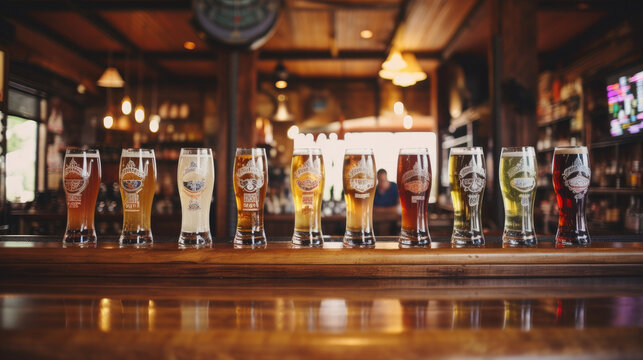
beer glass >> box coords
[552,146,591,246]
[449,147,486,247]
[290,148,324,246]
[63,148,101,244]
[343,148,376,247]
[397,148,432,247]
[177,148,215,246]
[233,148,268,246]
[119,148,157,246]
[500,147,538,246]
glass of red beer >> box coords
[552,146,591,247]
[397,148,432,247]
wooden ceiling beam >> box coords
[442,0,487,60]
[2,1,191,13]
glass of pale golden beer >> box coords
[63,148,101,245]
[233,148,268,246]
[177,148,214,247]
[552,146,591,247]
[397,148,432,247]
[291,148,325,246]
[500,147,538,247]
[449,147,486,247]
[343,148,377,247]
[119,148,157,246]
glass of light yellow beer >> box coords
[290,148,324,246]
[449,147,485,247]
[62,148,101,245]
[178,148,214,247]
[500,146,538,247]
[233,148,268,246]
[119,148,157,246]
[343,148,377,247]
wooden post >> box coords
[214,49,257,238]
[489,0,538,228]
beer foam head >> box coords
[122,148,155,158]
[399,147,429,155]
[65,149,100,158]
[345,148,374,155]
[449,147,483,156]
[554,146,588,155]
[293,148,322,156]
[501,147,535,157]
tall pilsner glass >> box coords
[119,148,157,246]
[449,147,486,247]
[63,148,101,244]
[343,148,377,247]
[552,146,591,247]
[177,148,215,246]
[291,148,325,246]
[500,147,538,246]
[233,148,268,246]
[397,148,432,247]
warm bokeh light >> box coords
[103,115,114,129]
[183,41,196,50]
[76,84,86,94]
[287,125,299,139]
[394,101,404,115]
[275,80,288,89]
[360,29,373,39]
[134,105,145,123]
[403,115,413,129]
[121,96,132,115]
[149,116,160,133]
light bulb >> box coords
[275,80,288,89]
[394,101,404,115]
[149,116,160,133]
[121,96,132,115]
[403,115,413,129]
[287,125,299,139]
[134,105,145,123]
[103,115,114,129]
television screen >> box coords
[606,64,643,136]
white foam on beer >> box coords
[449,147,483,156]
[121,149,156,158]
[345,148,374,155]
[293,148,322,156]
[65,152,100,158]
[554,146,588,155]
[399,148,429,155]
[501,150,535,157]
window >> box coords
[6,115,38,202]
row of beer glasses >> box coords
[62,144,591,247]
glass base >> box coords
[556,229,590,247]
[234,229,267,247]
[343,230,375,247]
[502,229,537,247]
[179,231,212,247]
[451,229,484,248]
[292,230,323,247]
[63,229,97,245]
[119,230,153,247]
[399,228,431,247]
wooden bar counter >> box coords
[1,236,642,358]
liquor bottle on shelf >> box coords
[624,196,642,234]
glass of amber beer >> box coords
[233,148,268,246]
[291,148,324,246]
[500,147,538,246]
[397,148,432,247]
[63,148,101,244]
[552,146,591,246]
[177,148,215,247]
[343,148,377,247]
[119,148,157,246]
[449,147,486,247]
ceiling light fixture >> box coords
[379,50,427,87]
[403,115,413,129]
[274,62,289,89]
[103,114,114,129]
[97,67,124,88]
[393,101,404,115]
[360,30,373,39]
[121,96,132,115]
[134,105,145,123]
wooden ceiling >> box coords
[2,0,615,89]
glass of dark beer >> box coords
[397,148,432,247]
[552,146,591,246]
[63,148,101,245]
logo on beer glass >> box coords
[295,157,322,192]
[507,157,536,207]
[64,158,93,207]
[236,161,265,192]
[348,158,374,194]
[121,160,149,210]
[182,161,207,211]
[562,158,591,199]
[459,159,485,206]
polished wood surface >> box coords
[1,236,641,279]
[0,276,642,359]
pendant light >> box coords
[121,54,132,115]
[134,55,145,123]
[149,78,160,133]
[97,51,124,88]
